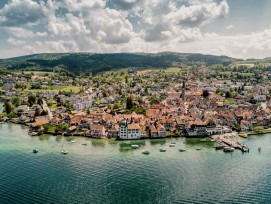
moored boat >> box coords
[179,148,186,152]
[196,148,202,151]
[142,150,150,154]
[61,150,68,154]
[223,147,235,152]
[169,144,175,147]
[241,147,249,152]
[131,144,140,149]
[32,149,38,153]
[160,148,166,152]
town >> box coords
[1,65,271,141]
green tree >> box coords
[4,101,14,114]
[28,94,37,107]
[126,97,134,110]
[202,90,209,98]
[12,96,21,107]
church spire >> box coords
[181,81,185,101]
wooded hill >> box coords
[0,52,240,74]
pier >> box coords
[212,132,245,150]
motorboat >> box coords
[223,147,235,152]
[179,148,186,152]
[241,147,249,152]
[142,150,150,154]
[131,145,140,149]
[258,147,262,152]
[196,148,202,151]
[82,143,87,146]
[61,150,68,154]
[70,140,76,143]
[32,149,38,153]
[160,148,166,152]
[169,144,176,147]
[61,144,68,154]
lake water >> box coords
[1,123,271,204]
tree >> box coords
[225,91,231,98]
[28,94,37,107]
[4,101,14,114]
[202,90,209,98]
[11,96,21,107]
[126,97,134,110]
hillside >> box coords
[0,52,240,74]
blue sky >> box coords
[0,0,271,59]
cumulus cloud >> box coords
[0,0,271,59]
[0,0,46,26]
[7,37,26,45]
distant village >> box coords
[1,68,271,140]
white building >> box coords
[119,120,144,140]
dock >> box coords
[212,132,245,150]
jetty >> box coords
[212,132,246,151]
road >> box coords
[42,99,53,120]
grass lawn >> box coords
[23,86,81,93]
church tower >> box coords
[181,81,185,102]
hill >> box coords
[0,52,240,74]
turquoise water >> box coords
[1,123,271,203]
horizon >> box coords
[1,0,271,59]
[0,51,268,61]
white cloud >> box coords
[1,0,271,59]
[7,38,26,45]
[3,27,34,38]
[226,24,233,29]
[0,0,46,26]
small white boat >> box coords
[223,147,235,152]
[61,144,68,154]
[70,140,76,143]
[61,150,68,154]
[32,149,38,153]
[131,145,140,149]
[241,147,249,152]
[179,148,186,152]
[169,144,175,147]
[196,148,202,151]
[160,148,166,152]
[142,150,150,154]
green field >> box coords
[23,86,81,93]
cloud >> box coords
[226,24,233,29]
[0,0,46,26]
[1,0,271,59]
[7,37,26,45]
[110,0,139,10]
[3,27,35,38]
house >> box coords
[90,124,106,138]
[150,124,166,138]
[119,120,144,140]
[50,117,62,125]
[240,120,253,131]
[107,125,119,138]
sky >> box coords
[0,0,271,59]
